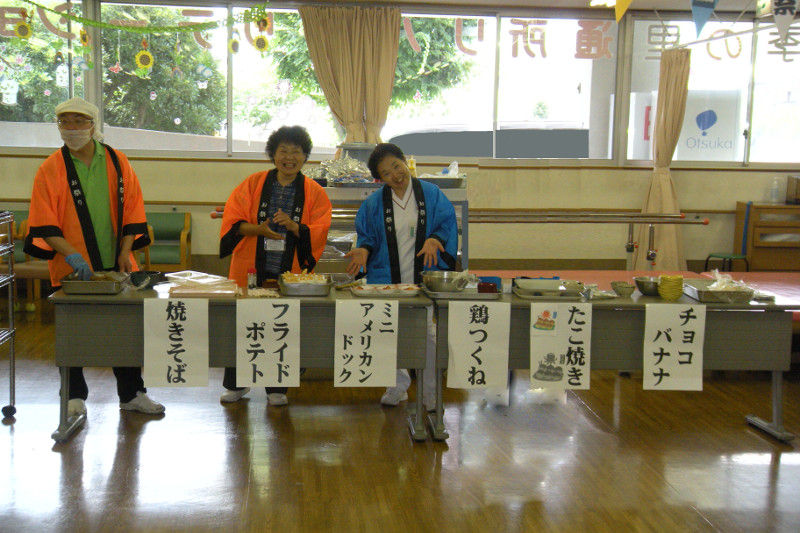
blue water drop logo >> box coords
[695,110,717,136]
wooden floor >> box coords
[2,300,800,532]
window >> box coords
[229,8,340,154]
[0,0,84,147]
[383,14,497,159]
[627,17,752,163]
[749,20,800,163]
[100,3,229,151]
[497,16,618,159]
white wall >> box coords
[1,151,794,263]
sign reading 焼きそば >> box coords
[236,299,300,388]
[529,303,592,390]
[643,304,706,391]
[143,298,209,387]
[447,301,510,389]
[334,299,398,387]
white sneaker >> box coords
[267,393,288,406]
[67,398,87,416]
[120,391,165,414]
[220,387,250,403]
[381,388,408,406]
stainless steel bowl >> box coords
[633,276,660,296]
[421,271,467,292]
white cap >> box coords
[55,97,104,141]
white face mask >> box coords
[60,129,94,151]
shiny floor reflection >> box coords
[2,303,800,532]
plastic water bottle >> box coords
[769,177,781,204]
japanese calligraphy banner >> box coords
[334,300,398,387]
[447,301,510,389]
[643,304,706,391]
[773,0,798,42]
[529,303,592,390]
[236,299,300,388]
[143,299,209,387]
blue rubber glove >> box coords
[65,253,93,281]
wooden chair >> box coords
[146,212,191,273]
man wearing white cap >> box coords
[24,97,165,416]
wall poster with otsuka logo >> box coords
[674,89,742,162]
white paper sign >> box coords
[143,299,209,387]
[236,299,300,388]
[334,299,398,387]
[447,301,510,389]
[643,304,706,390]
[529,303,592,390]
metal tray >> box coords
[514,286,584,298]
[683,279,754,303]
[351,284,421,298]
[513,288,583,301]
[418,177,465,189]
[332,181,381,188]
[278,274,333,297]
[60,272,128,295]
[422,287,501,300]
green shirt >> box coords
[69,140,115,269]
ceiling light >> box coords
[590,0,616,6]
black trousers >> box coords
[66,367,145,403]
[223,367,287,394]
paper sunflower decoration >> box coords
[228,30,240,54]
[257,17,271,33]
[136,50,154,69]
[14,21,32,39]
[253,34,269,52]
[79,28,89,46]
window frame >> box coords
[1,1,797,170]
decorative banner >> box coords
[529,303,592,390]
[615,0,634,22]
[334,300,398,387]
[691,0,719,36]
[756,0,772,17]
[447,301,510,389]
[773,0,798,42]
[19,0,273,35]
[643,304,706,391]
[236,299,300,388]
[144,299,209,387]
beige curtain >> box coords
[300,6,400,143]
[632,48,691,271]
[363,8,400,143]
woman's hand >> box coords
[417,238,444,268]
[257,221,285,240]
[345,247,368,277]
[272,209,299,237]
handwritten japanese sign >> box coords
[643,304,706,390]
[447,301,510,389]
[334,300,398,387]
[236,299,300,388]
[529,303,592,390]
[143,299,208,387]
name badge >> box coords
[266,239,286,251]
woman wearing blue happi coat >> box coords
[346,143,458,408]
